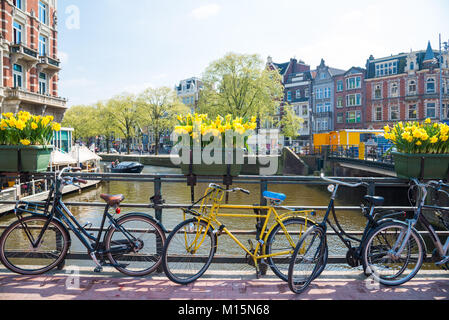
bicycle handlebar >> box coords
[320,173,364,188]
[208,183,250,195]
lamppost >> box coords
[439,34,449,122]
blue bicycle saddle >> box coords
[263,191,287,203]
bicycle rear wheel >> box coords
[288,226,327,294]
[0,216,70,275]
[105,213,166,277]
[362,221,425,286]
[162,218,216,285]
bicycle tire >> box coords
[288,226,327,294]
[0,216,70,275]
[104,213,166,277]
[362,221,425,286]
[162,218,216,285]
[265,217,328,282]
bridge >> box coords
[0,173,448,301]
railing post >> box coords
[367,181,375,196]
[154,177,162,224]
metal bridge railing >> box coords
[0,173,443,265]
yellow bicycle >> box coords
[161,183,318,284]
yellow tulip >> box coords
[430,136,438,144]
[425,118,431,124]
[20,139,31,146]
[31,122,38,130]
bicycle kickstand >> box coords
[90,252,103,273]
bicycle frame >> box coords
[183,186,315,266]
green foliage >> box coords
[62,105,98,142]
[197,53,284,119]
[277,106,304,139]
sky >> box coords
[57,0,449,107]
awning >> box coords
[70,145,102,163]
[51,150,77,166]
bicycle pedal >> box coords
[94,266,103,273]
[436,256,449,266]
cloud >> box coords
[190,4,221,20]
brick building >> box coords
[334,67,366,130]
[0,0,66,122]
[365,41,449,129]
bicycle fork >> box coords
[389,220,416,260]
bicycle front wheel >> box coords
[362,221,425,286]
[0,216,70,275]
[288,226,327,294]
[266,217,328,282]
[105,213,166,277]
[162,218,216,285]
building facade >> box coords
[313,59,345,133]
[334,67,366,130]
[365,41,449,129]
[175,77,202,113]
[267,57,313,146]
[0,0,66,122]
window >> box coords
[287,91,292,102]
[374,84,382,99]
[13,0,23,10]
[337,97,343,108]
[296,89,301,99]
[375,60,398,77]
[39,72,47,94]
[408,104,417,119]
[346,94,361,107]
[303,120,308,130]
[324,103,331,112]
[302,106,308,116]
[324,88,331,98]
[320,73,326,80]
[315,88,323,99]
[39,35,47,56]
[408,80,417,94]
[39,1,47,24]
[426,78,436,93]
[410,62,415,71]
[316,103,323,113]
[374,106,382,121]
[304,88,309,98]
[390,105,399,120]
[13,64,23,89]
[337,80,343,92]
[337,113,344,123]
[346,76,361,90]
[13,22,22,44]
[390,82,399,97]
[346,111,361,123]
[426,102,436,118]
[443,103,449,120]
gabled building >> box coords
[365,41,449,129]
[175,77,203,113]
[0,0,67,122]
[334,67,366,130]
[267,57,313,146]
[312,59,345,133]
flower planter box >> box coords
[20,145,53,173]
[0,145,20,172]
[0,145,53,173]
[180,148,243,176]
[392,151,449,179]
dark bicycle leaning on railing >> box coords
[288,174,408,294]
[361,178,449,287]
[0,167,166,276]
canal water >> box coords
[0,165,416,271]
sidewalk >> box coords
[0,267,448,300]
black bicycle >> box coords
[0,167,166,276]
[288,174,407,294]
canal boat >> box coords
[108,162,144,174]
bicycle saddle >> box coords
[263,191,286,203]
[363,195,384,206]
[100,194,125,206]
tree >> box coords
[96,101,118,153]
[277,106,304,140]
[197,53,284,119]
[107,94,139,155]
[62,105,98,144]
[137,87,189,155]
